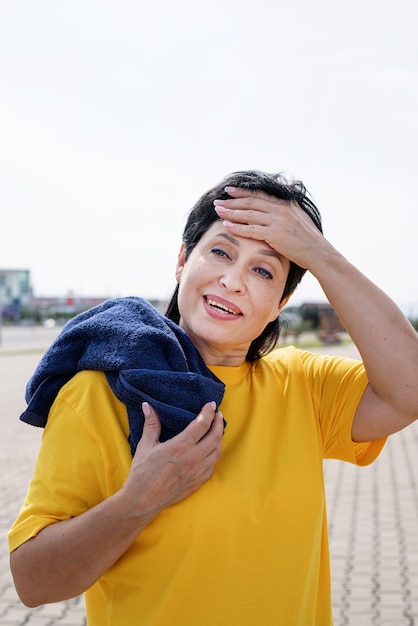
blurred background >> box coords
[1,0,417,321]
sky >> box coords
[1,0,418,315]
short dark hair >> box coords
[166,170,322,361]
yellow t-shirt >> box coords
[9,347,385,625]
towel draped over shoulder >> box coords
[21,297,225,455]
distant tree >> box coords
[300,305,320,330]
[410,318,418,332]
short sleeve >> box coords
[299,351,386,465]
[8,371,131,553]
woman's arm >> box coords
[214,189,418,441]
[10,402,224,607]
[304,244,418,441]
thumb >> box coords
[141,402,162,444]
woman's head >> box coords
[166,170,323,360]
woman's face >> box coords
[175,221,291,365]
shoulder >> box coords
[263,345,303,365]
[59,369,111,392]
[53,370,130,441]
[57,370,117,408]
[260,346,308,375]
[262,346,366,385]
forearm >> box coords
[10,489,158,607]
[212,186,418,433]
[11,403,223,608]
[312,245,418,423]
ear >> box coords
[279,294,291,311]
[269,294,291,323]
[175,243,187,283]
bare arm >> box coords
[214,188,418,441]
[10,401,224,607]
[305,245,418,441]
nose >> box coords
[219,265,246,293]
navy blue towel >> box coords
[21,297,225,455]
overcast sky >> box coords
[1,0,417,315]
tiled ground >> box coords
[324,429,418,625]
[1,330,417,625]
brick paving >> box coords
[1,328,417,625]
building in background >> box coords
[0,269,32,322]
[282,302,345,344]
[0,268,345,344]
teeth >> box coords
[207,298,239,315]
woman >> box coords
[9,170,418,625]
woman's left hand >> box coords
[214,190,418,443]
[213,186,327,271]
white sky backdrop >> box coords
[1,0,417,315]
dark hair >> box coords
[166,170,322,361]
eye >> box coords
[211,247,230,259]
[254,266,273,279]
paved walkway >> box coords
[0,327,417,625]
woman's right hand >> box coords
[121,401,224,519]
[10,401,223,607]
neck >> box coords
[194,340,248,367]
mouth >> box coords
[205,296,243,316]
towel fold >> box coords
[21,297,225,455]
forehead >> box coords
[201,220,281,258]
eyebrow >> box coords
[217,232,283,262]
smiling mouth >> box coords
[206,297,242,316]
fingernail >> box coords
[224,186,236,193]
[210,401,217,410]
[213,199,225,206]
[142,401,151,417]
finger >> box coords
[219,187,289,209]
[178,401,218,445]
[140,402,162,446]
[199,410,225,443]
[214,196,272,216]
[224,186,274,202]
[214,202,270,225]
[193,411,224,470]
[219,219,267,242]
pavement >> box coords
[0,326,417,625]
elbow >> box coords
[10,538,88,607]
[16,592,43,609]
[10,547,49,608]
[10,580,43,609]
